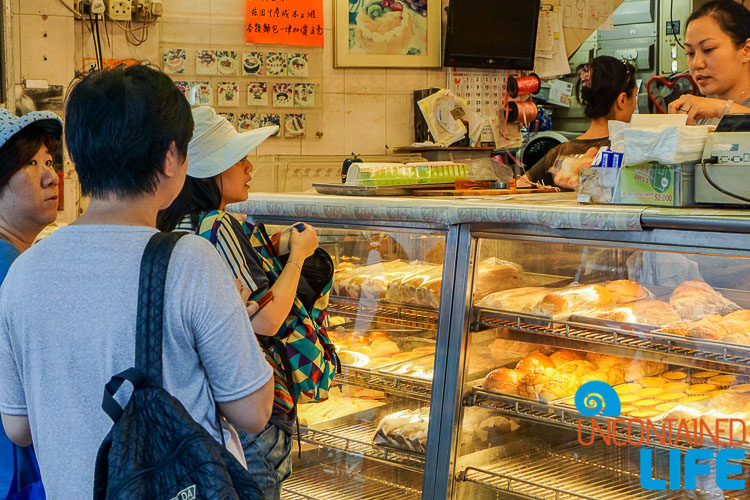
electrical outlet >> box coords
[104,0,131,20]
[150,0,163,16]
[91,0,105,14]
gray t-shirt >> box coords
[0,225,272,499]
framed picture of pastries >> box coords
[334,0,441,68]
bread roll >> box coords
[536,285,614,317]
[582,368,625,386]
[555,360,597,378]
[624,360,665,381]
[722,309,750,323]
[483,368,523,395]
[605,279,650,304]
[669,280,740,321]
[684,316,729,340]
[516,353,555,399]
[707,392,750,414]
[549,349,586,367]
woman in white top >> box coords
[669,0,750,124]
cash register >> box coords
[695,114,750,205]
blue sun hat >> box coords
[0,109,63,148]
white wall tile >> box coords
[111,21,160,63]
[427,69,447,88]
[386,94,413,150]
[161,22,211,44]
[256,136,302,155]
[248,161,277,192]
[210,0,246,16]
[18,14,75,85]
[344,94,386,155]
[302,93,345,155]
[344,68,386,94]
[208,20,246,46]
[163,0,208,15]
[322,31,344,93]
[386,69,427,95]
[19,0,73,16]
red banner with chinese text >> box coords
[245,0,324,46]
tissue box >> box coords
[577,163,696,206]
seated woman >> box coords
[668,0,750,124]
[519,56,637,188]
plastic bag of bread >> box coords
[604,280,652,304]
[589,299,680,326]
[669,280,740,321]
[384,263,440,304]
[360,261,419,299]
[476,287,551,312]
[488,338,540,364]
[373,407,519,453]
[534,284,614,318]
[624,359,665,381]
[585,352,631,370]
[473,258,524,301]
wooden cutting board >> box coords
[412,187,561,196]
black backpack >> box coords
[93,232,265,500]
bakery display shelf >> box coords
[467,388,750,456]
[298,421,425,473]
[456,442,743,500]
[473,307,750,369]
[281,462,422,500]
[329,296,440,329]
[339,366,432,402]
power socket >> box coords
[104,0,131,20]
[150,0,162,16]
[91,0,105,14]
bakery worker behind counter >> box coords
[668,0,750,125]
[518,56,637,189]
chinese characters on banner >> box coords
[245,0,324,47]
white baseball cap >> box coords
[187,106,278,179]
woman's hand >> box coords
[668,94,725,125]
[289,222,319,262]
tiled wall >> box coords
[9,0,449,218]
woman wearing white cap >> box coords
[0,108,62,499]
[158,106,319,499]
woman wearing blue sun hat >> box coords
[0,108,63,500]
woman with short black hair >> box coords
[520,55,637,188]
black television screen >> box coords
[444,0,541,70]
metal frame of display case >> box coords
[246,215,462,500]
[240,197,750,500]
[434,222,750,500]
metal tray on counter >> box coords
[313,182,457,197]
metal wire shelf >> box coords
[468,388,750,456]
[281,462,422,500]
[457,442,747,500]
[329,296,440,330]
[473,307,750,369]
[297,421,425,473]
[338,366,433,402]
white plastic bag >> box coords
[624,124,711,165]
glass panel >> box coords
[453,236,750,499]
[263,225,446,500]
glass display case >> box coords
[450,231,750,500]
[238,193,750,500]
[267,224,450,500]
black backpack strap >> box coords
[135,232,188,387]
[101,367,146,422]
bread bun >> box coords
[685,316,729,340]
[549,349,585,367]
[482,368,523,395]
[515,353,555,375]
[516,353,555,399]
[539,373,581,401]
[583,368,625,386]
[605,280,650,304]
[670,280,740,321]
[722,309,750,322]
[555,360,597,378]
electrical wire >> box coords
[87,13,101,71]
[94,15,105,69]
[670,0,684,50]
[700,160,750,203]
[57,0,82,17]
